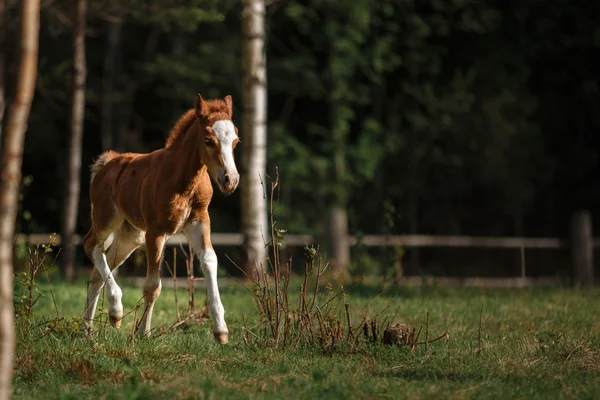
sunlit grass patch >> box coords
[11,276,600,399]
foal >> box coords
[82,93,240,344]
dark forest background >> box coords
[2,0,599,279]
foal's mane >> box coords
[165,99,232,148]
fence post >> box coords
[326,207,350,283]
[571,211,594,287]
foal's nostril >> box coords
[223,175,231,186]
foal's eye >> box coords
[205,138,214,146]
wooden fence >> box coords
[14,211,598,285]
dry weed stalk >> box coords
[178,243,196,317]
[478,304,483,356]
[155,246,211,338]
[236,168,350,351]
[164,249,180,322]
[425,310,430,352]
[237,168,450,353]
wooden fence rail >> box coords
[14,210,597,286]
[14,233,600,249]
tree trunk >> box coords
[61,0,87,282]
[407,134,420,274]
[327,110,350,283]
[326,78,351,283]
[241,0,268,280]
[571,211,594,287]
[100,19,121,151]
[513,202,524,276]
[0,0,40,398]
[327,207,350,282]
[0,0,5,148]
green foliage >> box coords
[13,234,59,324]
[4,0,599,276]
[88,0,229,31]
[17,175,35,228]
[266,0,600,254]
[268,0,513,235]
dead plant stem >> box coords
[425,311,430,353]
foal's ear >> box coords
[195,93,210,118]
[224,95,233,117]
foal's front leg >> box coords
[137,232,165,336]
[184,219,228,344]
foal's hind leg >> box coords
[82,228,108,326]
[105,222,145,274]
[82,264,104,325]
[82,212,126,327]
[83,223,144,326]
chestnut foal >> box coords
[82,94,239,344]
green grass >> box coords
[11,276,600,400]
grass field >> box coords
[11,274,600,400]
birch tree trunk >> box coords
[0,0,40,398]
[0,0,5,147]
[241,0,267,279]
[61,0,87,281]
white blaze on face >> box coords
[212,120,238,176]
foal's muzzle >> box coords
[218,172,239,195]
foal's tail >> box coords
[90,150,119,183]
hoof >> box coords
[109,315,122,328]
[214,331,229,344]
[109,302,123,328]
